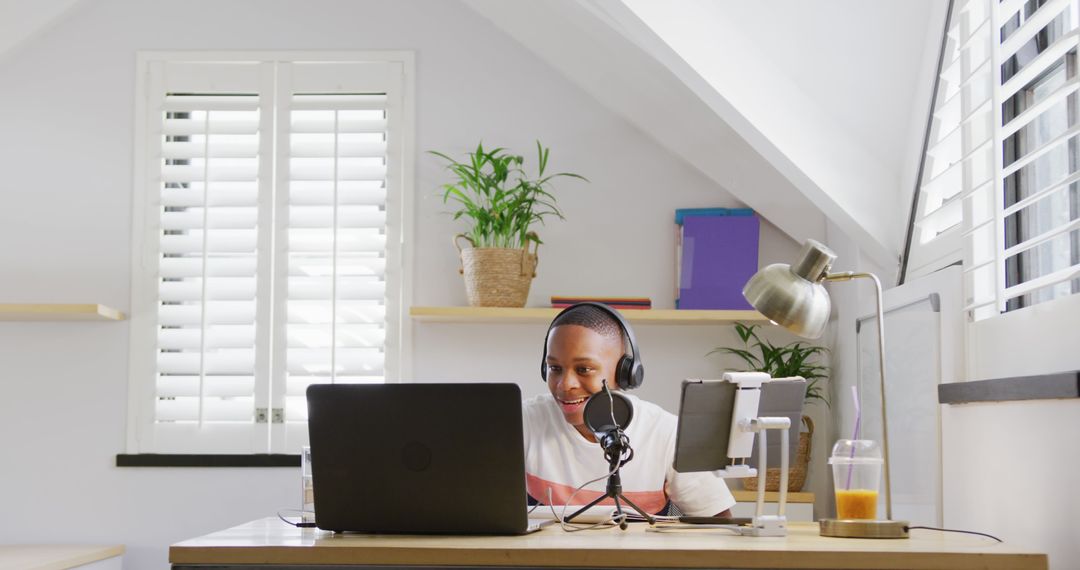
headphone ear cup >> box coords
[629,360,644,390]
[615,356,634,390]
[540,362,547,383]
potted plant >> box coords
[431,141,586,307]
[709,322,829,492]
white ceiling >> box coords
[0,0,82,62]
[707,0,943,178]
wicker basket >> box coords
[743,415,814,493]
[455,234,539,307]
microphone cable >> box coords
[277,509,317,528]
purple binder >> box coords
[678,215,760,309]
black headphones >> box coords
[540,302,644,390]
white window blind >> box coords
[908,0,995,280]
[129,56,406,454]
[275,62,403,452]
[990,0,1080,317]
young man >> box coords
[523,303,735,517]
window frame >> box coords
[126,51,415,457]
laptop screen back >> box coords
[306,383,528,534]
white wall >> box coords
[943,293,1080,569]
[942,400,1080,569]
[0,0,802,567]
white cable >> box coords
[549,475,623,532]
[605,379,617,429]
[641,513,681,523]
[646,524,742,535]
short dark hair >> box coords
[550,304,626,348]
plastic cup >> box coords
[301,445,315,523]
[828,439,883,520]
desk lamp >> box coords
[742,239,909,539]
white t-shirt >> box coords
[522,393,735,516]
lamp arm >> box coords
[823,271,893,521]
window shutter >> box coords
[130,55,407,454]
[142,61,275,453]
[988,0,1080,316]
[908,0,995,280]
[273,62,402,452]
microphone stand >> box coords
[562,428,656,529]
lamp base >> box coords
[819,519,909,539]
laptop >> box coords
[306,382,552,534]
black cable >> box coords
[277,509,317,528]
[905,525,1002,543]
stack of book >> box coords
[550,296,652,310]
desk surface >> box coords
[170,518,1046,570]
[0,545,124,570]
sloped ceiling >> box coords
[0,0,82,61]
[466,0,947,268]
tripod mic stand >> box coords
[562,428,656,529]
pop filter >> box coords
[583,389,633,436]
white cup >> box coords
[828,439,883,520]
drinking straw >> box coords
[845,386,861,490]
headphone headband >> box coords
[540,302,644,390]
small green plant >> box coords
[710,323,830,407]
[430,141,587,249]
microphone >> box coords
[582,380,633,451]
[564,380,653,527]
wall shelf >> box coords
[409,306,768,325]
[731,490,814,504]
[0,304,126,321]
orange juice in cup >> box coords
[835,489,878,519]
[829,440,883,520]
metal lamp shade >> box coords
[741,240,837,339]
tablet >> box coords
[672,379,737,473]
[673,378,807,473]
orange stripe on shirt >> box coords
[526,472,668,514]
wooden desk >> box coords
[170,518,1046,569]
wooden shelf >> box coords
[410,306,767,324]
[732,490,815,504]
[0,304,126,321]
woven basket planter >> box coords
[454,234,539,307]
[743,415,814,493]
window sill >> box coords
[938,371,1080,404]
[115,454,300,468]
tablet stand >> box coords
[678,372,799,537]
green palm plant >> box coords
[430,141,586,249]
[710,322,830,407]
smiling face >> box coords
[544,324,625,439]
